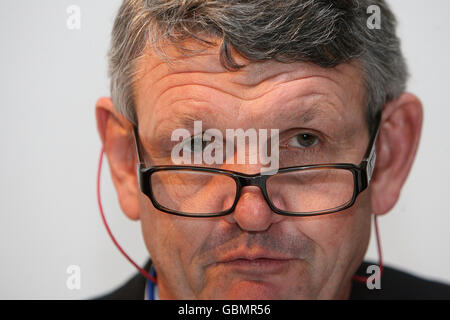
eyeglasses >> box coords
[133,113,381,218]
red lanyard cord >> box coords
[352,214,384,283]
[97,147,157,284]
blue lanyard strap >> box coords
[146,266,157,300]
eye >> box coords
[288,133,319,149]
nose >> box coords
[224,186,284,232]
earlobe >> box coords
[370,93,423,215]
[95,97,141,221]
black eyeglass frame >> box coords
[133,112,381,218]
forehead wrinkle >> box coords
[135,50,365,137]
[238,78,345,126]
[137,50,228,86]
[136,46,362,104]
[157,57,359,106]
[152,67,322,106]
[137,52,309,107]
[151,74,355,136]
[135,39,364,103]
[150,61,295,100]
[154,71,341,112]
[134,50,226,117]
[153,81,259,114]
[153,70,227,88]
[151,72,242,106]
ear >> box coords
[370,93,423,215]
[95,97,140,220]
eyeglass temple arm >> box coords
[132,126,144,165]
[132,126,147,193]
[362,112,382,186]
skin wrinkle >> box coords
[151,63,330,93]
[134,49,226,92]
[149,69,354,108]
[159,76,300,105]
[134,45,362,114]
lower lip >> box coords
[220,258,291,274]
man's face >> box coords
[133,42,373,299]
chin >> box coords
[219,280,287,300]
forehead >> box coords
[132,40,365,131]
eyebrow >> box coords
[286,101,341,129]
[298,106,322,124]
[172,112,202,130]
[150,110,206,144]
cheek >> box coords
[294,194,372,274]
[138,195,214,277]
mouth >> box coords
[217,250,294,275]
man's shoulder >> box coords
[350,261,450,299]
[94,260,152,300]
[96,272,147,300]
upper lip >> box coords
[218,249,293,263]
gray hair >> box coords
[108,0,408,134]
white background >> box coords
[0,0,449,299]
